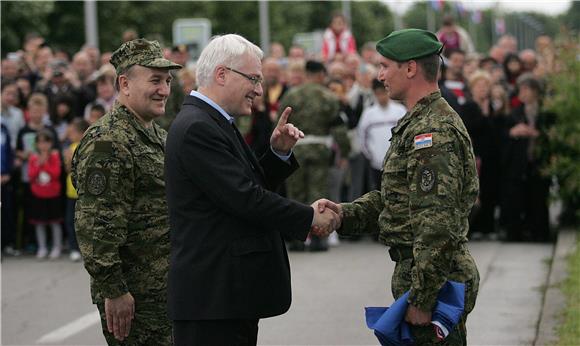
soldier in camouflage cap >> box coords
[109,38,181,73]
[72,38,181,345]
[316,29,480,345]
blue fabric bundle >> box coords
[365,281,465,346]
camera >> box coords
[50,59,68,78]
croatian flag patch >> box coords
[414,133,433,150]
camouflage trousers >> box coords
[390,247,479,345]
[286,161,330,204]
[96,301,172,346]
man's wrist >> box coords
[271,146,292,161]
[98,282,129,300]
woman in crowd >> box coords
[500,74,555,242]
[503,53,524,108]
[461,70,503,239]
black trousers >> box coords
[173,319,259,346]
[501,170,551,242]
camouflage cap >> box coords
[376,29,443,62]
[110,38,182,73]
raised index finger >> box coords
[277,107,292,127]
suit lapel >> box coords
[184,96,266,182]
[231,123,266,179]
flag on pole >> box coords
[430,0,445,11]
[471,10,482,24]
[495,17,506,35]
[454,2,466,18]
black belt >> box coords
[388,247,413,262]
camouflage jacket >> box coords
[339,91,479,310]
[72,102,169,304]
[279,82,350,159]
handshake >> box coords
[310,199,343,237]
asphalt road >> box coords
[1,238,552,345]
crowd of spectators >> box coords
[1,16,560,259]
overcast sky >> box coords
[384,0,572,16]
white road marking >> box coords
[36,310,100,344]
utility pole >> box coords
[84,0,99,49]
[342,0,352,26]
[259,0,270,55]
[426,4,435,32]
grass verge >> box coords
[556,231,580,345]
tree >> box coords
[47,1,84,54]
[1,1,394,58]
[1,1,54,55]
[561,1,580,32]
[544,34,580,225]
[351,1,394,46]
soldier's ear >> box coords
[118,75,131,96]
[406,60,418,79]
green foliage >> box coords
[47,1,84,54]
[1,1,395,57]
[269,2,315,46]
[544,34,580,225]
[1,1,54,55]
[556,233,580,345]
[402,2,430,30]
[96,1,214,52]
[350,1,394,46]
[560,1,580,32]
[0,1,571,59]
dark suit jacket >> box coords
[165,95,313,321]
[501,104,555,180]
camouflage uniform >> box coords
[72,38,180,346]
[279,82,350,204]
[72,103,171,345]
[339,91,480,345]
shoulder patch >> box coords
[414,133,433,150]
[94,141,113,153]
[86,169,108,196]
[418,165,437,193]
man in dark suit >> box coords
[165,34,339,346]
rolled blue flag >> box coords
[365,281,465,346]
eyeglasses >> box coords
[225,67,263,86]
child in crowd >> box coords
[87,104,105,125]
[27,129,63,259]
[52,95,75,145]
[64,118,89,262]
[16,93,60,251]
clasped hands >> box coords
[310,199,343,237]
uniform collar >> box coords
[391,90,441,135]
[113,101,164,146]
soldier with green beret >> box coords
[316,29,480,345]
[72,38,181,345]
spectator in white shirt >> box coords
[357,79,406,190]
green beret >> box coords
[110,38,182,73]
[376,29,443,62]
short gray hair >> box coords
[196,34,263,87]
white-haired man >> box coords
[165,34,339,345]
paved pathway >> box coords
[1,238,553,345]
